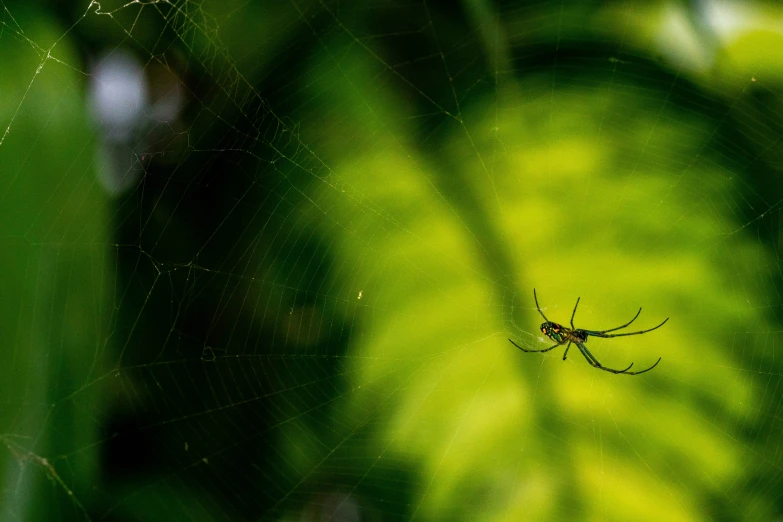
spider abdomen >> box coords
[570,330,588,343]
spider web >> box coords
[1,0,782,520]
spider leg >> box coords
[508,338,560,353]
[582,307,642,334]
[575,342,635,374]
[574,341,606,367]
[570,298,580,329]
[625,357,662,375]
[576,342,662,375]
[562,341,571,360]
[587,317,669,338]
[533,288,550,322]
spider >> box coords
[508,289,668,375]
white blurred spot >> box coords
[657,0,783,73]
[657,3,714,71]
[89,51,148,141]
[88,51,148,195]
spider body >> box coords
[509,289,667,376]
[540,321,586,345]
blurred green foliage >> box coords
[291,38,773,520]
[0,5,108,521]
[2,0,783,521]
